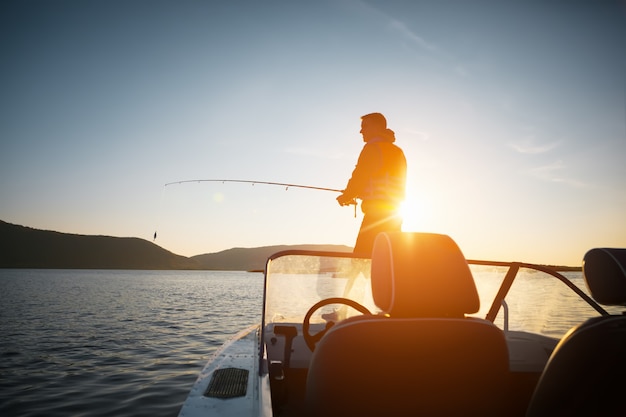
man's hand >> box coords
[336,193,356,207]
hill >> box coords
[0,220,578,271]
[191,244,352,271]
[0,220,200,269]
[0,220,352,270]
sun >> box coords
[399,195,425,232]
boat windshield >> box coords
[263,251,377,327]
[261,251,609,342]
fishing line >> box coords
[153,185,167,242]
[154,178,357,241]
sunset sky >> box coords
[1,0,624,266]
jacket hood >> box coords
[367,128,396,143]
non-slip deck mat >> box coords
[204,367,249,398]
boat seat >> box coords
[305,232,511,417]
[525,247,626,417]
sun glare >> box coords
[399,196,424,232]
[212,192,225,203]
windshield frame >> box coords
[258,251,609,375]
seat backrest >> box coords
[370,231,480,317]
[525,247,626,417]
[305,232,510,417]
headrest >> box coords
[371,232,479,317]
[583,248,626,306]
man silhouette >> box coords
[337,112,407,256]
[324,113,407,322]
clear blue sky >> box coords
[1,0,624,266]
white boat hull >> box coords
[178,325,271,417]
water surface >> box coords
[0,269,263,417]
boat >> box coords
[178,231,626,417]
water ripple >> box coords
[0,269,263,417]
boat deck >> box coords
[265,325,557,417]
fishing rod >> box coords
[164,178,344,193]
[154,179,357,241]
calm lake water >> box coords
[0,269,264,417]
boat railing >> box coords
[466,259,608,329]
[501,299,509,332]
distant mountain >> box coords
[0,220,580,272]
[192,244,352,271]
[0,220,200,269]
[0,220,352,270]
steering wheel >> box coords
[303,297,371,352]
